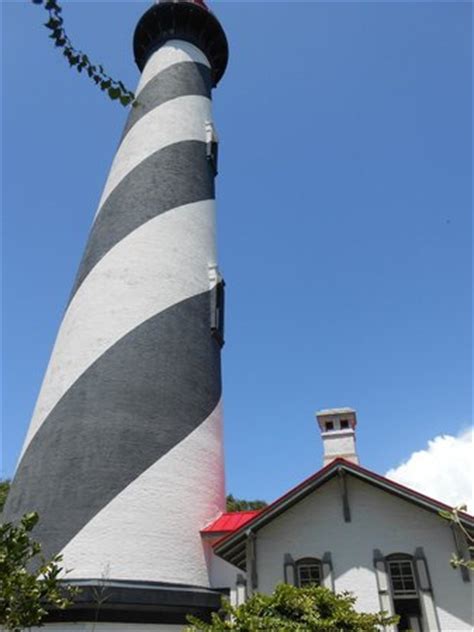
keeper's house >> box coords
[204,409,473,632]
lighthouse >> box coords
[3,0,229,626]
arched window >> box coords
[386,554,423,632]
[295,557,322,588]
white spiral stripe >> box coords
[136,40,211,97]
[95,95,211,220]
[20,199,217,461]
[60,400,224,584]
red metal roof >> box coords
[201,510,262,534]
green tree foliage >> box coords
[187,583,398,631]
[0,512,78,631]
[226,495,267,513]
[440,504,474,573]
[0,480,10,513]
[31,0,135,106]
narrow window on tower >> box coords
[206,121,219,175]
[209,266,225,347]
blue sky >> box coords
[2,1,472,504]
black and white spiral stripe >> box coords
[5,40,225,586]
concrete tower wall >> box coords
[4,40,225,587]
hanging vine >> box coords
[32,0,135,106]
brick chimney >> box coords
[316,408,359,466]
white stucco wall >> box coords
[204,537,244,589]
[321,430,358,464]
[255,476,472,631]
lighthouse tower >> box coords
[4,0,229,626]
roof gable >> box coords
[213,458,473,569]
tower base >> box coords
[41,579,224,628]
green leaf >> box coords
[44,18,60,29]
[108,87,121,100]
[37,7,134,110]
[185,584,400,631]
[21,512,39,531]
[0,512,79,629]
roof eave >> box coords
[214,459,474,564]
[214,461,342,560]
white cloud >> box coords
[385,427,473,513]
